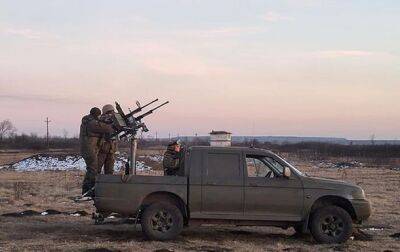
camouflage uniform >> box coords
[163,145,181,176]
[80,114,114,195]
[97,113,117,175]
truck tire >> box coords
[310,206,353,244]
[141,202,183,241]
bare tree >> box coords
[62,129,69,139]
[0,119,17,140]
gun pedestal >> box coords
[129,137,137,175]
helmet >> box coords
[89,107,101,117]
[168,139,182,146]
[102,104,115,114]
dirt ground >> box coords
[0,152,399,251]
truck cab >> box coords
[186,147,303,221]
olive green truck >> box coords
[94,146,371,243]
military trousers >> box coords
[98,140,116,175]
[81,137,101,195]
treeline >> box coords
[1,134,400,160]
[236,140,400,160]
[0,134,79,150]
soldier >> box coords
[80,107,114,198]
[163,140,182,176]
[98,104,118,175]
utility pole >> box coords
[45,117,51,149]
[168,133,171,141]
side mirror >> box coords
[283,167,291,178]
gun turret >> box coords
[112,99,169,139]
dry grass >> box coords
[0,153,399,251]
[0,151,38,166]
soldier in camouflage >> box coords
[163,140,182,176]
[79,107,114,197]
[98,104,118,175]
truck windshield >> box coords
[264,154,305,176]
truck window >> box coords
[206,153,240,178]
[263,156,285,174]
[246,156,275,178]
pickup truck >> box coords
[94,146,371,244]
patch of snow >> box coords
[311,160,363,169]
[135,161,151,171]
[41,212,48,216]
[366,228,384,231]
[9,154,151,172]
[137,154,163,163]
[146,155,163,162]
[12,155,87,171]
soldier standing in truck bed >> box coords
[163,140,182,176]
[98,104,118,175]
[79,107,114,197]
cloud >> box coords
[2,28,42,39]
[142,57,229,76]
[192,26,266,37]
[0,94,88,104]
[1,26,60,41]
[261,11,293,22]
[311,50,390,59]
[65,40,232,76]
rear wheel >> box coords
[141,202,183,241]
[310,206,353,244]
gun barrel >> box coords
[140,98,159,110]
[126,98,159,117]
[115,102,126,118]
[136,101,169,121]
[151,101,169,111]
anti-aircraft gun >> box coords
[112,99,169,174]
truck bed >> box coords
[94,175,188,216]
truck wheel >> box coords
[141,202,183,241]
[310,206,353,244]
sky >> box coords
[0,0,399,139]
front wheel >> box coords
[310,206,353,244]
[141,202,183,241]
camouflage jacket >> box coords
[99,113,117,141]
[163,146,180,174]
[79,115,114,139]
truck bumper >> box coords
[350,199,371,223]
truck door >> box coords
[201,151,243,215]
[244,154,303,221]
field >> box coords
[0,150,399,251]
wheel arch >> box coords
[309,195,357,222]
[140,191,188,223]
[300,195,356,232]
